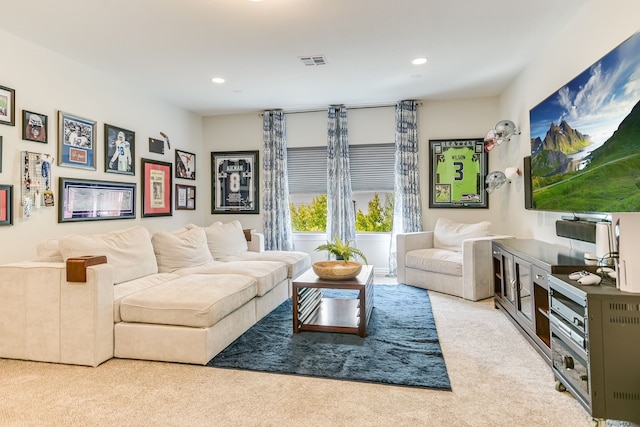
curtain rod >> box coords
[259,101,422,116]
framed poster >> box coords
[105,124,135,175]
[211,150,259,214]
[0,184,13,225]
[175,183,196,210]
[22,110,48,143]
[175,149,195,180]
[0,85,15,126]
[141,158,172,217]
[58,177,136,222]
[58,111,96,170]
[429,138,488,208]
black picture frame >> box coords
[0,136,3,173]
[175,183,196,210]
[141,158,173,217]
[58,177,136,222]
[58,111,96,170]
[22,110,48,143]
[429,138,488,208]
[211,150,259,214]
[0,84,15,126]
[104,124,135,175]
[175,149,196,180]
[0,184,13,225]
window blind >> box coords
[287,143,395,194]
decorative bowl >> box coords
[312,260,362,280]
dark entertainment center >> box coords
[492,239,640,424]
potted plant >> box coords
[312,237,368,280]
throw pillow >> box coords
[433,217,492,252]
[58,226,158,284]
[203,220,249,259]
[152,224,213,273]
[36,239,63,262]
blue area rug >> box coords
[207,284,451,390]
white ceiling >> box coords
[1,0,586,116]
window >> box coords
[288,143,395,232]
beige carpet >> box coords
[0,288,611,426]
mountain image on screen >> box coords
[530,100,640,213]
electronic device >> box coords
[596,267,616,279]
[568,270,602,285]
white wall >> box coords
[0,30,204,263]
[493,0,640,253]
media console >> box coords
[492,239,640,424]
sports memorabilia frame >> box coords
[0,184,13,225]
[141,158,172,217]
[175,149,195,180]
[0,85,15,126]
[211,150,259,214]
[58,178,136,222]
[58,111,97,170]
[175,183,196,210]
[428,138,488,209]
[22,111,48,143]
[104,124,135,175]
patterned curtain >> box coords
[326,105,355,245]
[262,110,293,250]
[389,100,423,275]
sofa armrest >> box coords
[396,231,434,282]
[0,261,115,367]
[460,235,514,301]
[247,231,265,253]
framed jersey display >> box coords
[429,138,488,208]
[211,150,259,214]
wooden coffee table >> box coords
[292,265,374,337]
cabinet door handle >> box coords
[536,274,544,280]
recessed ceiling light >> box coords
[211,77,225,84]
[412,57,427,65]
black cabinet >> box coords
[492,239,587,363]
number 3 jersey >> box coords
[436,147,480,200]
[217,159,253,207]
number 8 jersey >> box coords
[218,159,252,207]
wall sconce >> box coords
[484,120,521,152]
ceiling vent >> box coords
[299,55,327,66]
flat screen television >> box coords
[528,31,640,213]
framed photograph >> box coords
[141,158,172,217]
[22,110,48,143]
[105,124,135,175]
[429,138,488,208]
[175,149,196,180]
[175,183,196,210]
[58,111,96,170]
[211,150,259,214]
[0,184,13,225]
[0,136,3,173]
[0,85,15,126]
[58,177,136,223]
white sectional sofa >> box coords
[0,220,310,367]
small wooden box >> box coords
[66,255,107,283]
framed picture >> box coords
[0,184,13,225]
[22,110,48,143]
[141,158,172,217]
[175,149,196,180]
[0,85,15,126]
[58,111,96,170]
[105,124,135,175]
[0,136,3,173]
[58,177,136,223]
[175,183,196,210]
[211,150,259,214]
[149,137,165,154]
[429,138,488,208]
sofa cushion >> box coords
[119,274,257,328]
[58,226,157,284]
[174,261,288,297]
[217,250,311,279]
[36,239,63,262]
[152,225,213,273]
[406,248,463,276]
[113,273,181,323]
[203,220,248,259]
[433,218,491,252]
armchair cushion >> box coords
[405,248,463,276]
[433,218,491,252]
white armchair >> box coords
[397,218,513,301]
